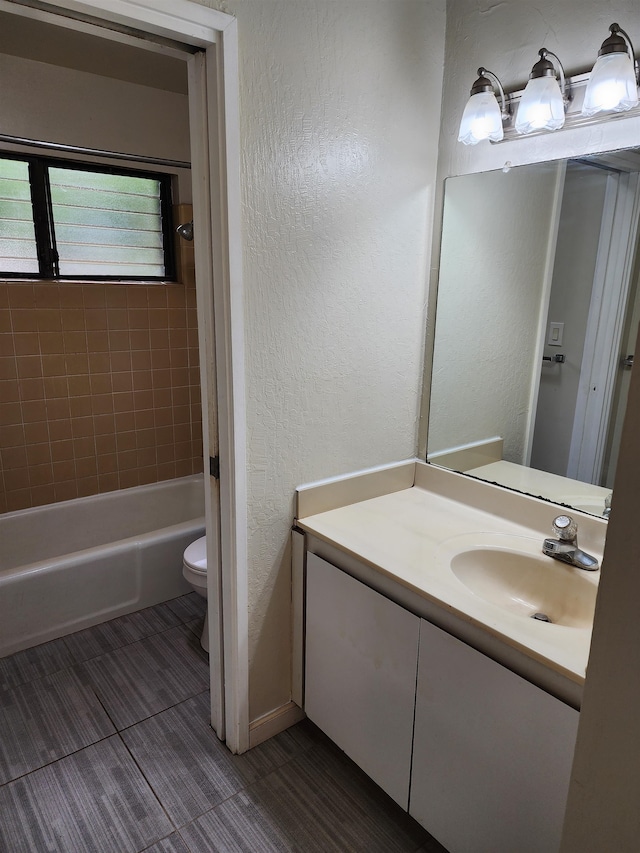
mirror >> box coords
[427,148,640,518]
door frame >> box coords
[524,161,567,466]
[567,171,640,485]
[2,0,249,752]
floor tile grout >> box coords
[117,687,211,736]
[117,728,180,839]
[0,728,116,790]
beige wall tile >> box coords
[2,278,202,511]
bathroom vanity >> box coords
[294,461,605,853]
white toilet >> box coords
[182,535,209,652]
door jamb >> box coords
[567,171,640,485]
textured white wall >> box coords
[429,164,560,464]
[204,0,446,718]
[438,3,640,849]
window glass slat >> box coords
[54,224,163,249]
[0,258,40,273]
[49,168,159,197]
[59,261,166,277]
[0,158,38,272]
[57,243,164,265]
[0,177,33,201]
[0,199,37,222]
[51,188,161,215]
[0,238,40,260]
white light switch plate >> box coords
[548,321,564,347]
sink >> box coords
[441,534,598,628]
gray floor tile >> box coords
[142,835,192,853]
[63,602,183,663]
[180,796,295,852]
[166,592,207,623]
[180,740,431,853]
[0,636,75,691]
[121,692,248,827]
[0,667,115,785]
[417,842,449,853]
[123,696,322,829]
[226,718,318,783]
[0,735,172,853]
[0,598,440,853]
[185,616,205,640]
[79,625,209,729]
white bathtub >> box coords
[0,474,205,657]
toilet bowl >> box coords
[182,535,209,652]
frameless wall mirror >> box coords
[427,147,640,518]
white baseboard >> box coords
[248,701,306,749]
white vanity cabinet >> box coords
[303,549,580,853]
[305,553,420,809]
[411,618,579,853]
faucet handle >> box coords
[553,515,578,541]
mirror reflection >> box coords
[427,148,640,518]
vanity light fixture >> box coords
[458,68,511,145]
[515,49,570,134]
[582,23,639,116]
[458,21,640,144]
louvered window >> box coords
[0,154,175,281]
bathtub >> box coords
[0,474,205,657]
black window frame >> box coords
[0,151,177,282]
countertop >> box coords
[297,473,603,687]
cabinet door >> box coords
[305,553,420,809]
[411,619,579,853]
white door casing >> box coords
[567,171,640,485]
[1,0,249,752]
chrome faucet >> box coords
[542,515,599,571]
[603,493,612,519]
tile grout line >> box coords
[115,729,180,846]
[0,728,117,791]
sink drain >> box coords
[532,612,553,623]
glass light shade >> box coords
[582,52,639,116]
[515,76,566,133]
[458,91,504,145]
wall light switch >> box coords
[548,321,564,347]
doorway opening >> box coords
[0,0,248,752]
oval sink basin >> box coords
[449,544,597,628]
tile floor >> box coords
[0,594,447,852]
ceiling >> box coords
[0,10,189,94]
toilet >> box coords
[182,535,209,652]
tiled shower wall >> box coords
[0,241,202,513]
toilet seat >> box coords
[183,535,207,574]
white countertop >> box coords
[465,460,611,515]
[297,479,601,686]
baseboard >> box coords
[248,701,306,749]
